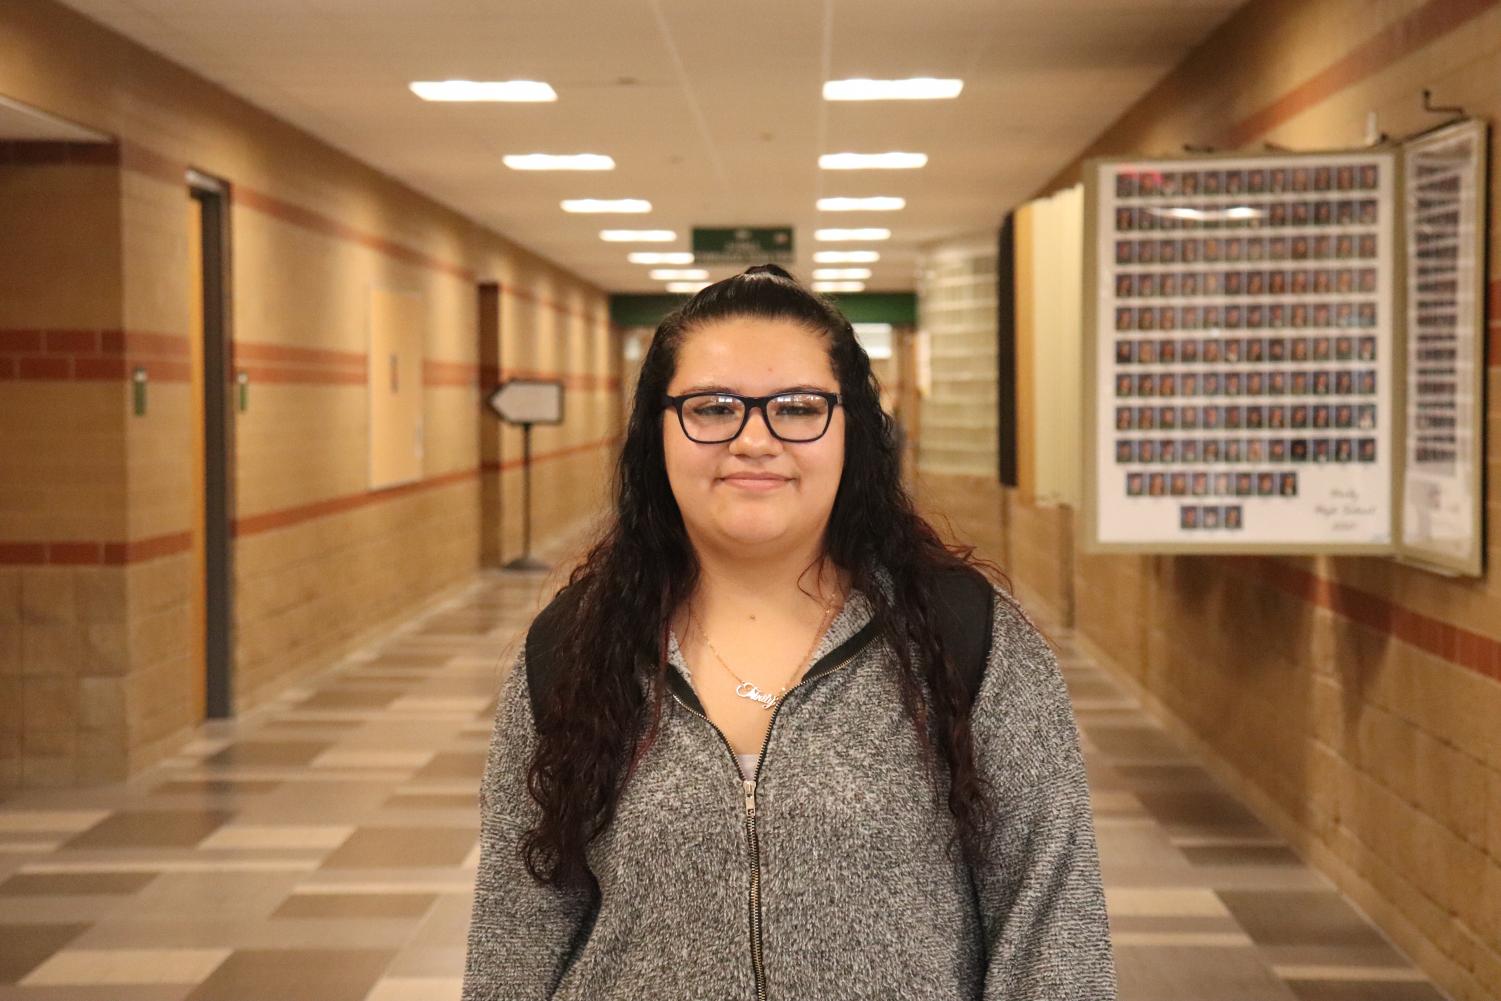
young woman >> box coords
[462,265,1117,1000]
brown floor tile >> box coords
[0,923,89,982]
[410,752,485,782]
[64,811,235,850]
[201,742,329,768]
[149,781,281,797]
[1285,979,1448,1001]
[182,949,391,1001]
[1135,790,1273,834]
[383,794,476,810]
[271,893,437,919]
[0,873,156,896]
[319,828,475,869]
[1218,890,1391,949]
[1182,845,1305,868]
[296,689,402,711]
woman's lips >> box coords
[720,475,788,491]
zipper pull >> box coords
[743,778,756,818]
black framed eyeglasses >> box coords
[661,390,842,444]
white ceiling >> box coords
[54,0,1246,293]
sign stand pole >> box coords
[504,421,549,571]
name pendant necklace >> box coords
[688,589,844,710]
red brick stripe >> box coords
[479,434,621,474]
[0,331,621,388]
[0,327,189,382]
[1219,0,1500,149]
[0,532,192,566]
[1250,558,1501,682]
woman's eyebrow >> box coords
[679,383,830,394]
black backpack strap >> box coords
[930,564,996,706]
[523,581,585,725]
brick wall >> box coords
[917,2,1501,999]
[0,0,620,790]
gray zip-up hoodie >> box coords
[462,575,1118,1000]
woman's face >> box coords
[662,316,845,555]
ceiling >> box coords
[54,0,1246,293]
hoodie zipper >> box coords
[668,634,873,1001]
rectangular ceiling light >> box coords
[813,250,879,263]
[410,80,557,102]
[823,78,963,101]
[650,268,708,280]
[815,228,890,241]
[813,268,872,280]
[819,152,927,170]
[817,196,904,211]
[852,322,894,335]
[601,230,676,242]
[628,252,694,264]
[504,153,615,170]
[562,199,651,213]
[666,282,709,293]
[813,281,866,293]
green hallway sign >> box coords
[692,227,794,264]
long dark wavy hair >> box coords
[523,264,1016,894]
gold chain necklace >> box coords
[686,590,844,711]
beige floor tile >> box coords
[20,948,230,985]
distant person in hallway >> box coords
[462,265,1117,1000]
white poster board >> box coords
[1398,119,1488,577]
[1083,151,1400,553]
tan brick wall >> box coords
[992,2,1501,998]
[0,0,619,790]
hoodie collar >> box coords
[665,566,889,707]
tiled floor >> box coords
[0,570,1448,1000]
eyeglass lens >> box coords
[682,393,830,442]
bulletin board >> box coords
[1397,118,1489,577]
[1082,150,1402,553]
[369,286,425,489]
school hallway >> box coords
[0,556,1446,1001]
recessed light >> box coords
[852,322,893,335]
[666,282,709,293]
[628,252,694,264]
[410,80,557,102]
[814,250,880,264]
[817,196,905,211]
[822,78,963,101]
[601,230,677,242]
[650,268,708,280]
[819,152,927,170]
[504,153,615,170]
[815,228,890,241]
[813,281,866,293]
[813,268,872,280]
[561,199,651,213]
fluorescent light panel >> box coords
[823,78,963,101]
[601,230,676,242]
[852,322,893,335]
[819,152,927,170]
[410,80,556,102]
[504,153,614,170]
[561,199,650,213]
[815,228,890,241]
[818,196,905,211]
[666,282,709,293]
[813,281,865,293]
[813,268,872,280]
[650,268,708,280]
[814,250,879,263]
[628,252,694,265]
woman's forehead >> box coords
[673,317,834,389]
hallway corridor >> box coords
[0,569,1444,1001]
